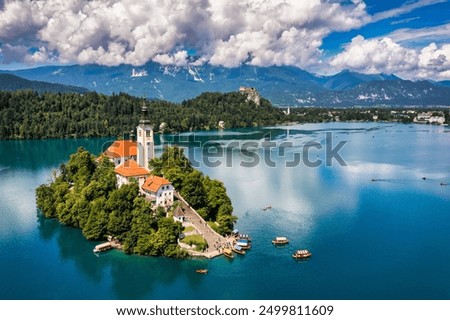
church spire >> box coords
[140,95,151,125]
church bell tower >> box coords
[136,98,154,170]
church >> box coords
[102,99,174,208]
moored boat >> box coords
[223,248,234,259]
[292,249,312,259]
[235,238,251,250]
[232,244,246,255]
[238,233,252,241]
[272,236,289,245]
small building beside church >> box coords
[172,206,186,223]
[104,139,137,167]
[142,175,174,207]
[114,159,150,188]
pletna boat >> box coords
[272,236,289,245]
[223,248,234,259]
[235,238,251,250]
[238,234,252,241]
[232,244,246,255]
[196,269,208,274]
[292,249,312,259]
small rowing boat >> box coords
[196,269,208,274]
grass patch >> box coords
[183,226,195,233]
[181,234,208,252]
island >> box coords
[36,103,237,258]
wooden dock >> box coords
[93,236,122,253]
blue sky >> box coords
[322,0,450,53]
[0,0,449,80]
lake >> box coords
[1,122,449,299]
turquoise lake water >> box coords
[1,122,449,299]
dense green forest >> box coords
[0,90,283,139]
[35,146,236,257]
[1,89,449,140]
[150,146,237,235]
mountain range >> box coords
[2,62,450,106]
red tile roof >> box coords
[142,175,171,193]
[114,159,150,177]
[104,140,137,158]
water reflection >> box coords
[2,123,450,299]
[36,210,212,299]
[0,138,111,170]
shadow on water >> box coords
[36,212,59,242]
[0,138,112,170]
[37,211,209,299]
[37,212,105,284]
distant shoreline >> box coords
[0,119,448,142]
[0,89,448,140]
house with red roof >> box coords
[104,139,137,167]
[114,159,150,188]
[142,175,174,207]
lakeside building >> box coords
[103,100,173,208]
[414,112,446,125]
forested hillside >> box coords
[1,89,448,140]
[0,74,88,94]
[0,90,283,139]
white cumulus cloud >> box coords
[330,36,418,74]
[0,0,369,68]
[417,43,450,79]
[330,35,450,80]
[0,0,449,81]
